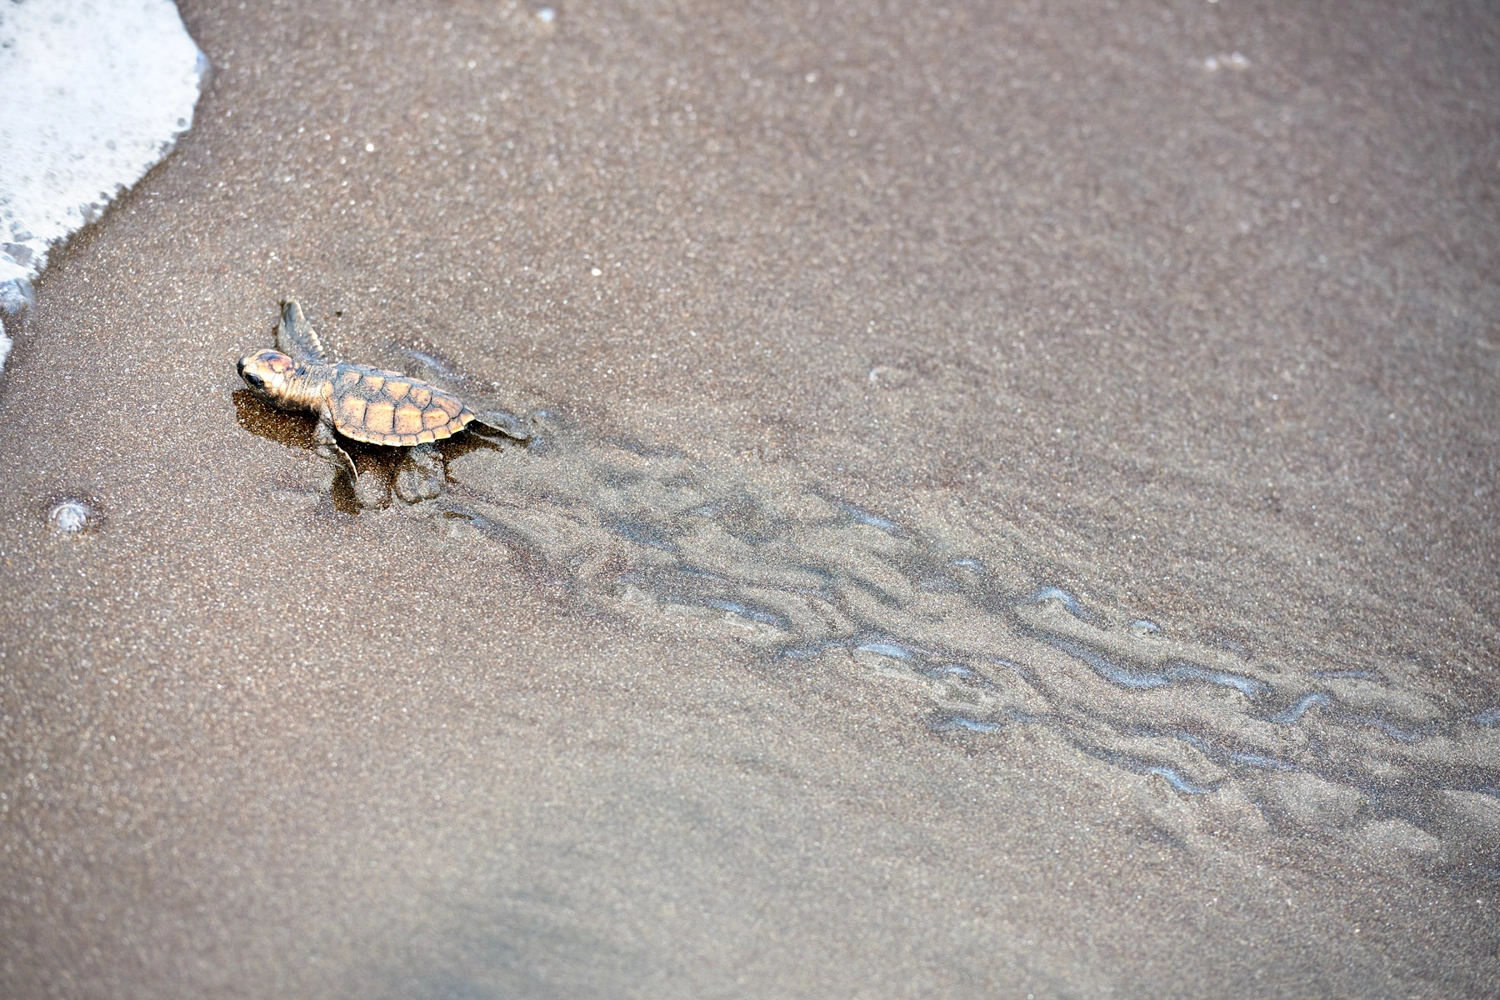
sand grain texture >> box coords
[2,1,1498,997]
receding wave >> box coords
[0,0,207,372]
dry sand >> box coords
[2,0,1498,996]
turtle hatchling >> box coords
[237,300,530,497]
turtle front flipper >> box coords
[314,416,357,482]
[276,300,329,364]
[469,409,533,442]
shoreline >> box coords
[0,0,206,376]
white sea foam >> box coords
[0,0,206,373]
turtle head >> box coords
[238,348,309,407]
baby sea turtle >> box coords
[237,301,529,488]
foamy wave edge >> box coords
[0,0,208,375]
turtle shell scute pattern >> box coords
[327,363,474,446]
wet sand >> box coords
[2,0,1498,996]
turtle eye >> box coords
[244,371,264,389]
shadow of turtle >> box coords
[232,388,526,512]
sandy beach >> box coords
[2,0,1498,996]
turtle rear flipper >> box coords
[470,410,533,441]
[277,300,329,364]
[394,443,445,503]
